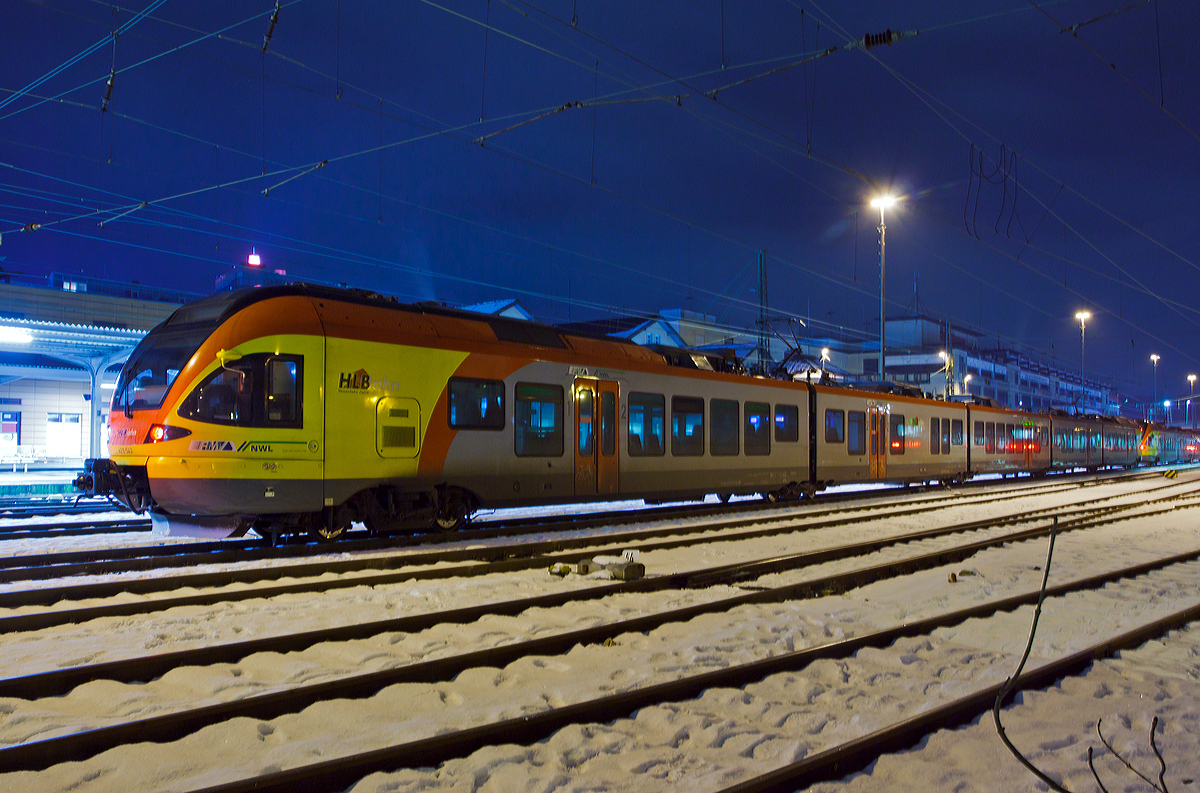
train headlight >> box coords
[145,424,192,443]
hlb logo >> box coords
[339,369,370,390]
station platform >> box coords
[0,470,78,496]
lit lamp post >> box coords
[937,350,953,399]
[870,194,898,381]
[1075,311,1090,413]
[1189,374,1197,428]
[820,347,830,378]
[963,373,972,394]
[1150,354,1161,421]
[1165,400,1172,425]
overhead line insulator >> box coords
[863,29,894,50]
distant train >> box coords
[73,284,1200,541]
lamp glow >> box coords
[870,195,897,209]
[0,327,33,344]
[247,253,261,266]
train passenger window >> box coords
[941,417,951,454]
[710,399,739,456]
[744,402,771,456]
[514,383,563,457]
[985,422,995,454]
[825,409,845,444]
[1006,424,1015,452]
[848,411,866,455]
[448,377,504,430]
[973,421,985,447]
[627,393,665,456]
[951,419,964,446]
[267,359,298,424]
[775,404,800,443]
[578,388,593,456]
[671,396,705,456]
[930,417,940,454]
[889,414,905,455]
[600,391,616,457]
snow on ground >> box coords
[0,473,1197,792]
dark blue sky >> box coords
[2,0,1198,402]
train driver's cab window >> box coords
[825,409,845,444]
[514,383,563,457]
[448,377,504,430]
[710,399,739,456]
[671,396,705,456]
[745,402,770,456]
[179,353,302,428]
[889,413,905,455]
[267,359,298,423]
[847,410,866,456]
[951,419,964,446]
[930,417,941,455]
[775,404,800,443]
[628,392,665,456]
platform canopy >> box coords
[0,317,146,458]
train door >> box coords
[868,405,887,478]
[574,378,619,496]
[1022,421,1034,468]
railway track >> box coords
[0,475,1175,634]
[0,479,1196,780]
[2,479,1200,787]
[0,467,1163,585]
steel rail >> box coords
[0,473,1086,581]
[169,558,1200,792]
[2,480,1183,634]
[2,504,1198,772]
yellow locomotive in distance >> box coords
[75,284,1200,542]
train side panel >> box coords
[967,406,1050,475]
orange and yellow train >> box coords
[74,284,1199,541]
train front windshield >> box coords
[112,291,244,413]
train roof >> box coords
[161,282,667,361]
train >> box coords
[73,284,1200,541]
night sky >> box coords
[3,0,1198,404]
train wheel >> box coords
[432,487,474,532]
[310,506,351,543]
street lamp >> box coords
[870,194,898,381]
[1075,311,1090,412]
[1165,400,1172,425]
[1150,354,1160,420]
[937,350,953,399]
[963,373,972,394]
[820,347,830,377]
[1189,374,1197,428]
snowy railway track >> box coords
[0,478,1173,634]
[174,564,1200,793]
[0,473,1086,579]
[2,487,1198,779]
[0,466,1156,577]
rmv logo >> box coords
[339,369,370,390]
